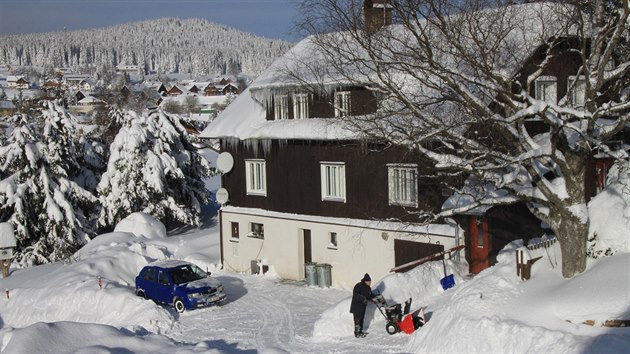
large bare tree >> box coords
[292,0,630,277]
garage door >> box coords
[394,239,444,273]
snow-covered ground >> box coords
[0,150,629,353]
[1,215,628,353]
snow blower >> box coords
[374,296,426,335]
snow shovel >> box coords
[440,257,455,290]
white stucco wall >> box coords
[219,208,459,289]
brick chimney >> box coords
[363,0,393,34]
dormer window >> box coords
[274,94,288,120]
[334,91,351,117]
[293,93,309,119]
[568,75,587,108]
[535,76,557,104]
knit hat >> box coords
[362,273,371,282]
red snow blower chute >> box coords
[374,296,426,335]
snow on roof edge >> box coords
[221,205,458,237]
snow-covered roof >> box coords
[0,222,17,248]
[201,2,575,142]
[0,100,16,109]
[78,96,104,105]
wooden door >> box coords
[469,216,490,274]
[303,229,312,276]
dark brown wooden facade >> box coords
[221,139,455,222]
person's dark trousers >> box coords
[353,310,365,336]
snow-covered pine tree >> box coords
[97,109,213,230]
[0,113,48,264]
[147,110,213,226]
[0,103,98,266]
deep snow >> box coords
[0,149,628,353]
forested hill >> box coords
[0,18,294,77]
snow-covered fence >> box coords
[516,237,557,280]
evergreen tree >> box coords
[98,110,214,230]
[0,103,98,266]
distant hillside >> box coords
[0,18,293,77]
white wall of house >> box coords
[219,208,458,289]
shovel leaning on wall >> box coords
[440,257,455,290]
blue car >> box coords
[135,260,226,313]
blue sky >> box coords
[0,0,300,41]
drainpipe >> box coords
[445,218,460,261]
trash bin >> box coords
[305,262,317,286]
[316,263,332,288]
[251,260,260,275]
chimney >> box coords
[363,0,393,34]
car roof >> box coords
[146,260,193,269]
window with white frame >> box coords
[293,93,309,119]
[320,162,346,202]
[274,94,288,120]
[334,91,351,117]
[245,159,267,196]
[534,76,557,104]
[568,75,586,108]
[388,164,418,207]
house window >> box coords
[231,222,239,239]
[334,91,351,117]
[274,94,288,120]
[388,164,418,207]
[476,217,484,248]
[293,93,309,119]
[329,232,338,249]
[321,162,346,202]
[250,222,264,238]
[534,76,557,104]
[245,159,266,196]
[568,75,586,108]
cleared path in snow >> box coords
[167,272,408,353]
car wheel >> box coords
[136,289,147,299]
[386,322,398,335]
[173,298,185,313]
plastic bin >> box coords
[251,260,260,275]
[305,262,318,286]
[316,263,332,287]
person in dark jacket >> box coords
[349,273,376,338]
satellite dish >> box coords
[216,152,234,174]
[216,188,229,205]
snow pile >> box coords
[0,322,219,354]
[404,245,630,353]
[114,212,167,239]
[0,231,175,332]
[587,162,630,256]
[312,258,469,341]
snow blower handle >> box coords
[373,294,386,306]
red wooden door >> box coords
[469,216,490,274]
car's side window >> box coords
[158,270,170,286]
[144,268,156,281]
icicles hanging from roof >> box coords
[222,136,275,156]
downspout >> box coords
[445,217,460,261]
